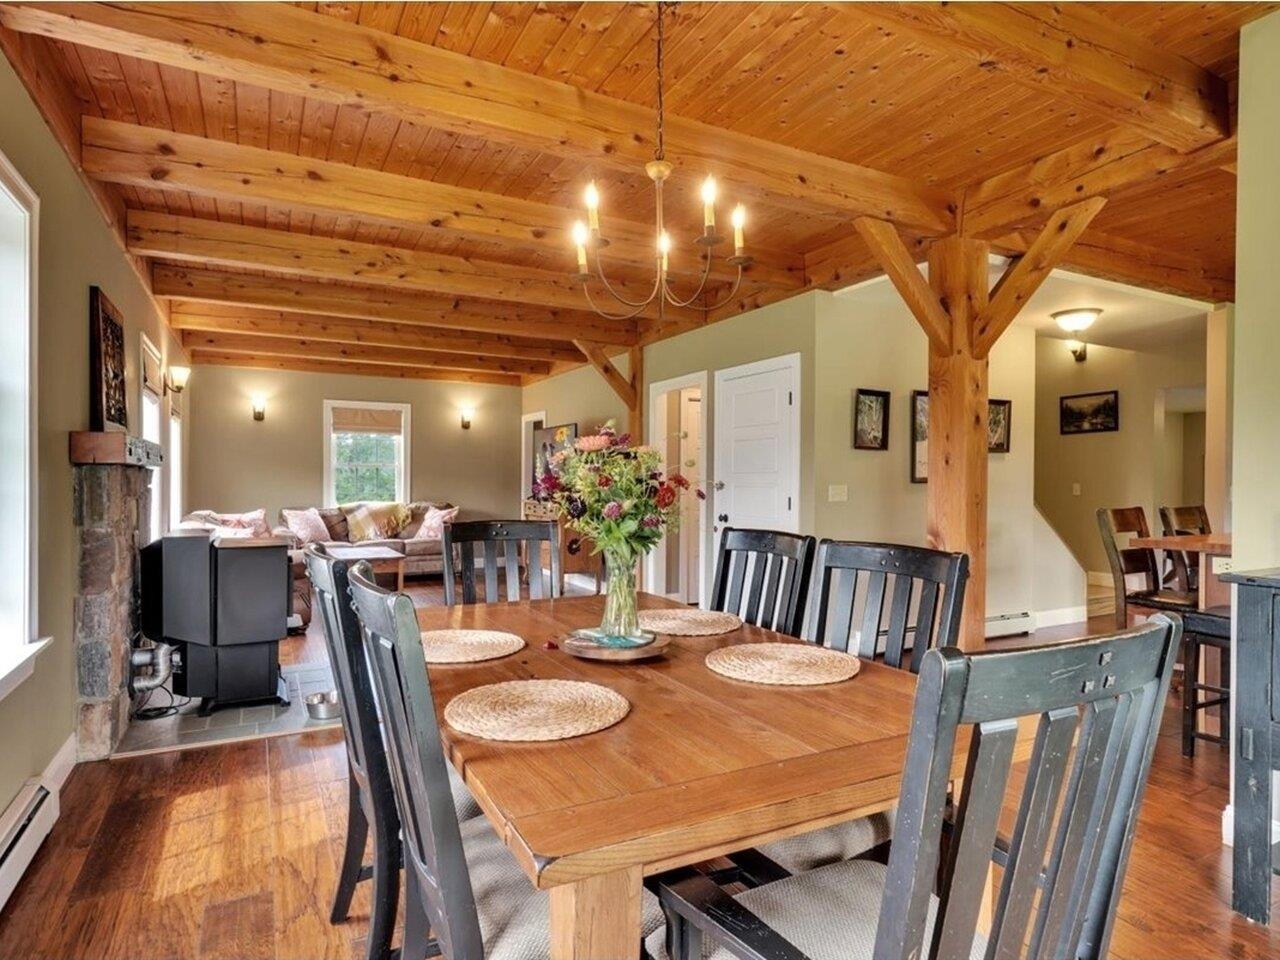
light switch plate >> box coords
[827,484,848,503]
[1071,482,1082,497]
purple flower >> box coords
[602,501,623,520]
[567,537,582,555]
[641,515,661,529]
[566,496,587,519]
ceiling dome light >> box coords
[1052,308,1102,333]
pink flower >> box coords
[602,501,623,520]
[641,515,661,529]
[575,434,613,453]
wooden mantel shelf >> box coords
[69,431,163,468]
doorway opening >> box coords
[647,372,708,607]
[520,410,546,500]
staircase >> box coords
[1087,578,1115,619]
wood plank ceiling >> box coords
[0,1,1268,386]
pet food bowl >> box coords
[305,690,342,721]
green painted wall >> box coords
[0,55,186,809]
[1233,10,1280,569]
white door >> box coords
[713,354,800,536]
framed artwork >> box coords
[532,422,578,483]
[89,286,128,433]
[852,388,890,450]
[910,390,928,483]
[1060,390,1119,435]
[988,398,1012,454]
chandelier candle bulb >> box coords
[732,205,746,257]
[571,221,589,275]
[701,176,717,230]
[584,182,600,234]
[658,231,671,273]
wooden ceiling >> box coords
[0,2,1267,386]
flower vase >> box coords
[596,550,647,646]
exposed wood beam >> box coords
[168,302,583,364]
[963,129,1237,238]
[127,210,695,324]
[574,340,636,411]
[991,229,1235,304]
[803,231,929,292]
[973,197,1107,358]
[0,2,954,233]
[189,350,521,387]
[152,265,638,345]
[853,218,950,353]
[628,345,644,442]
[82,116,803,289]
[857,2,1229,152]
[180,330,549,376]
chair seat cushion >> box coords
[645,859,986,960]
[448,765,483,822]
[460,816,664,960]
[757,809,893,874]
[1127,588,1196,610]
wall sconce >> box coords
[459,406,474,430]
[167,365,191,394]
[251,396,267,421]
[1066,339,1088,363]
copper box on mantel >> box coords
[69,431,163,468]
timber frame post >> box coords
[854,197,1105,649]
[573,341,646,442]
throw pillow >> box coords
[412,505,459,540]
[342,501,411,542]
[215,508,269,537]
[281,507,330,545]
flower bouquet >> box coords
[535,422,701,646]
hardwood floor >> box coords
[1,600,1276,959]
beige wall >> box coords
[187,365,522,522]
[1181,412,1206,507]
[0,55,187,810]
[522,354,631,436]
[1233,11,1280,569]
[1034,338,1205,572]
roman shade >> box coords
[330,405,404,435]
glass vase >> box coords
[598,549,642,644]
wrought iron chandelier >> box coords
[569,2,752,321]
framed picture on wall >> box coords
[531,422,578,492]
[852,388,890,450]
[988,398,1012,453]
[910,390,928,483]
[1060,390,1119,435]
[89,286,128,433]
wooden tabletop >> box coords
[420,593,956,888]
[1129,532,1232,555]
[325,544,406,561]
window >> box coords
[0,148,41,693]
[140,334,163,539]
[323,401,411,505]
[168,409,183,530]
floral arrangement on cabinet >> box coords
[533,421,702,643]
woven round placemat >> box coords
[444,680,630,742]
[637,609,743,637]
[705,642,860,686]
[421,629,525,664]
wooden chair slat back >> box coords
[347,564,483,959]
[1097,506,1159,583]
[806,540,967,673]
[710,528,816,636]
[442,520,561,604]
[875,617,1181,960]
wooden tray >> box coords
[561,632,672,662]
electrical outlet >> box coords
[1071,482,1082,497]
[827,484,848,503]
[1213,556,1234,575]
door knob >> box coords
[713,480,726,491]
[717,513,729,523]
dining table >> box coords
[1128,531,1233,609]
[417,591,1030,959]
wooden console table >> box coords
[521,499,601,594]
[1222,568,1280,922]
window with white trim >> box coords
[323,400,411,505]
[0,149,38,672]
[140,333,163,538]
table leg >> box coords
[396,559,405,592]
[549,866,643,960]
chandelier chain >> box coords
[655,1,665,162]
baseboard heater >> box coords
[985,611,1034,638]
[0,779,58,911]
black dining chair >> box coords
[1159,504,1211,593]
[1180,605,1231,758]
[442,519,561,605]
[745,540,968,878]
[1097,506,1195,629]
[710,527,816,636]
[304,545,482,960]
[346,563,664,959]
[650,615,1182,960]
